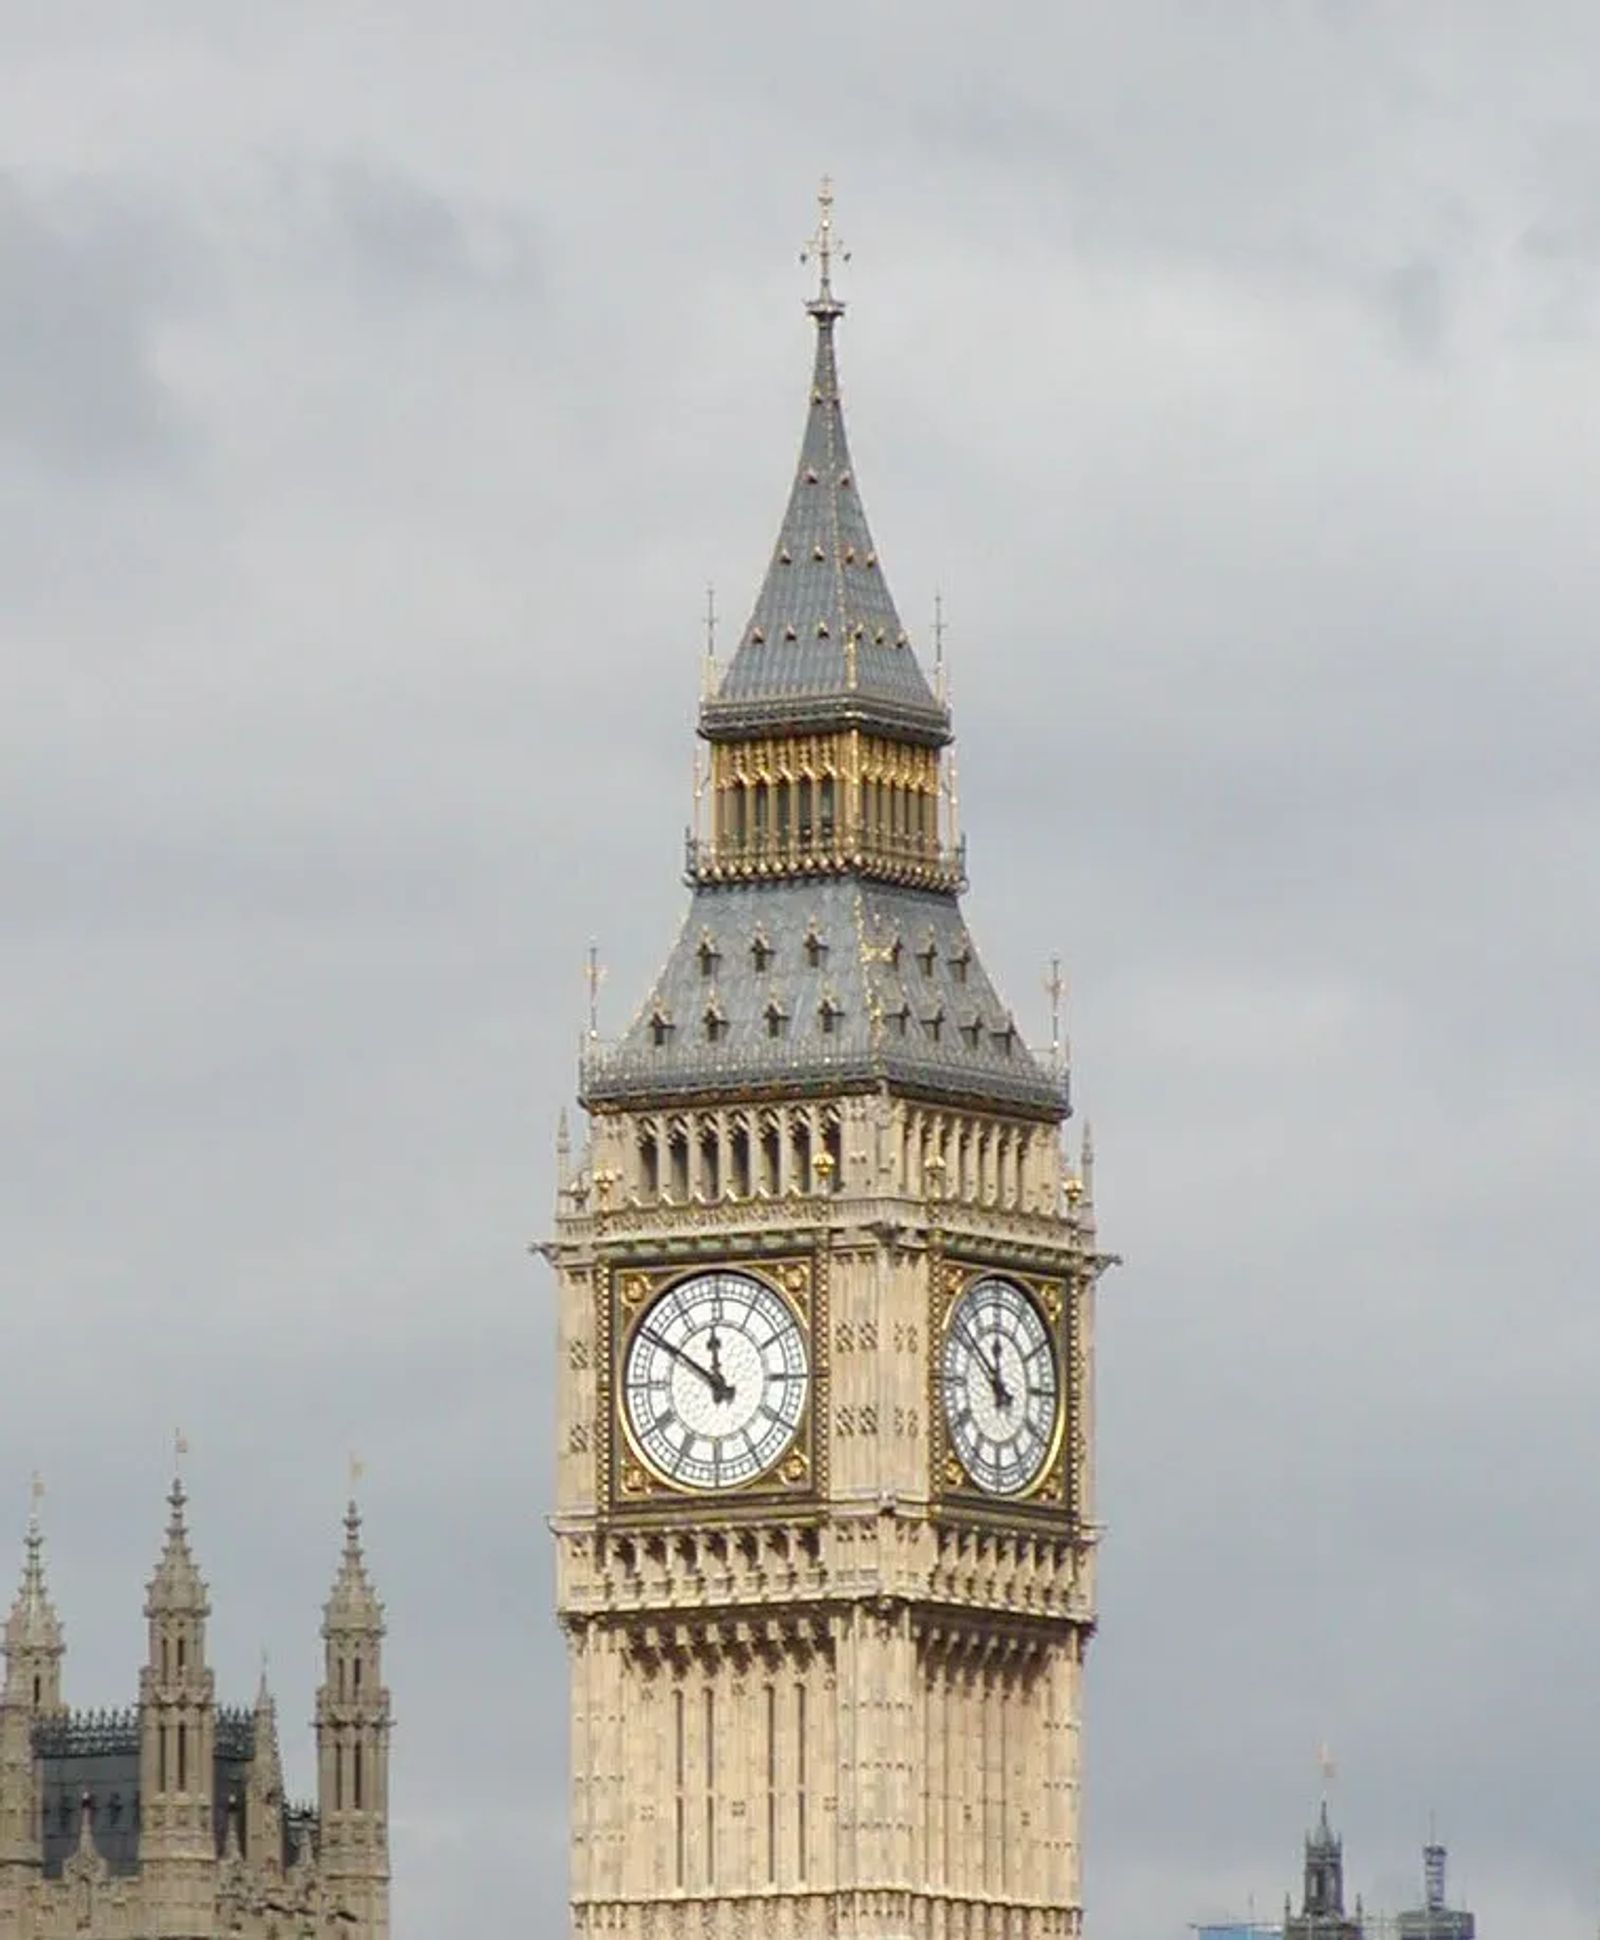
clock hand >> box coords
[641,1325,727,1400]
[954,1317,1007,1409]
[704,1328,735,1406]
[989,1335,1014,1412]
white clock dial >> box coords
[623,1270,809,1491]
[941,1276,1059,1496]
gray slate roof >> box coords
[700,300,951,747]
[582,877,1066,1120]
[32,1707,289,1877]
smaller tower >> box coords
[1397,1842,1476,1939]
[138,1476,218,1937]
[243,1670,285,1879]
[315,1500,390,1940]
[0,1490,64,1907]
[1284,1802,1363,1940]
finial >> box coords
[1044,957,1066,1069]
[346,1457,366,1552]
[585,943,606,1042]
[801,175,849,314]
[167,1435,190,1527]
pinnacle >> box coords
[5,1500,63,1664]
[323,1499,384,1639]
[145,1474,209,1616]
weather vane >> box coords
[1044,956,1066,1065]
[801,175,850,305]
[585,942,607,1041]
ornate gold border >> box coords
[602,1258,821,1510]
[930,1262,1073,1513]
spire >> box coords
[253,1668,284,1795]
[5,1491,62,1664]
[702,180,949,747]
[324,1500,383,1638]
[145,1476,208,1617]
[4,1481,63,1707]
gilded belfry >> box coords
[0,1478,390,1940]
[546,185,1110,1940]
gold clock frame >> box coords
[929,1258,1081,1520]
[595,1253,827,1516]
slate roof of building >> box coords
[31,1708,270,1877]
[582,877,1066,1120]
[699,290,951,747]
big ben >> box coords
[545,186,1110,1940]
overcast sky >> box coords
[3,5,1599,1935]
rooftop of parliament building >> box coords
[0,1477,391,1940]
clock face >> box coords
[622,1271,810,1491]
[940,1276,1060,1497]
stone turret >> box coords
[315,1501,390,1940]
[138,1477,218,1936]
[243,1672,285,1880]
[0,1495,63,1911]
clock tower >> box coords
[546,187,1109,1940]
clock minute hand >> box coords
[641,1325,727,1399]
[955,1317,1007,1410]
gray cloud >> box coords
[0,174,194,471]
[3,6,1599,1938]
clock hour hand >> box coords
[704,1327,735,1406]
[641,1325,733,1404]
[988,1336,1014,1413]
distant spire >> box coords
[5,1478,63,1675]
[252,1671,284,1797]
[145,1474,208,1616]
[324,1498,384,1638]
